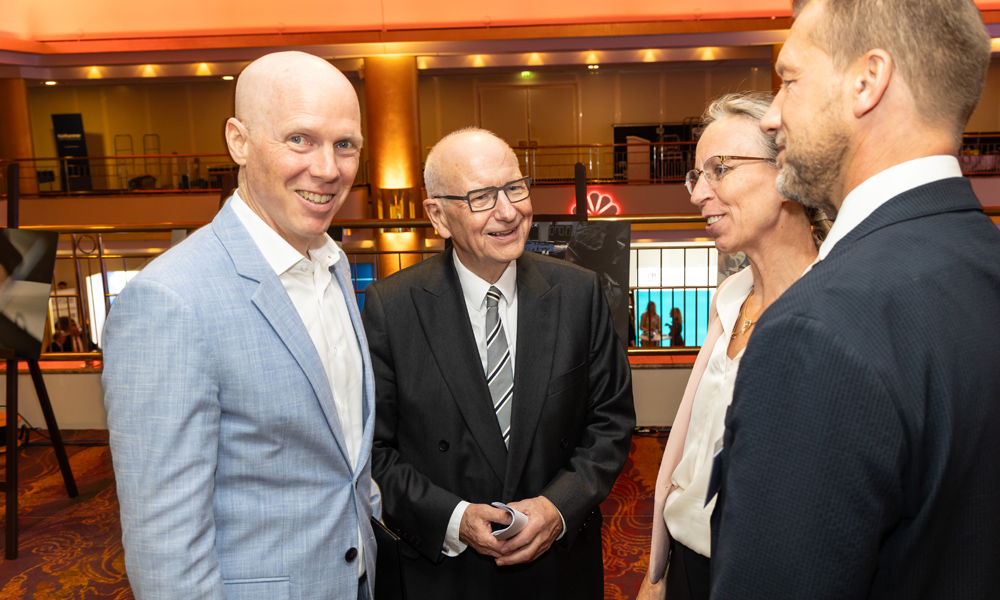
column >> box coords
[0,78,39,196]
[363,56,426,279]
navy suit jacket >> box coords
[710,177,1000,599]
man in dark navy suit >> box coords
[710,1,1000,599]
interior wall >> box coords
[417,63,772,151]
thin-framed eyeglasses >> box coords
[435,176,532,212]
[685,156,774,195]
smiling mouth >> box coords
[488,229,516,237]
[706,215,723,225]
[298,190,334,205]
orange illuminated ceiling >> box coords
[2,1,1000,81]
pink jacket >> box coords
[647,278,729,584]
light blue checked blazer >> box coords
[103,200,379,600]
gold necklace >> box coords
[731,289,758,340]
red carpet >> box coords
[1,430,667,599]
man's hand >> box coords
[495,496,562,566]
[459,503,511,558]
[636,573,667,600]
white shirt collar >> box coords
[715,266,754,338]
[819,155,962,260]
[229,190,341,275]
[453,252,517,309]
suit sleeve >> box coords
[540,271,635,545]
[362,284,465,562]
[710,313,905,599]
[102,279,225,599]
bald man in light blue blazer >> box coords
[102,52,378,600]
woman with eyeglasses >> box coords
[636,92,831,600]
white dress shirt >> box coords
[441,256,518,556]
[663,266,753,557]
[231,191,366,573]
[819,155,963,260]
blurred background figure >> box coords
[639,301,662,347]
[668,308,684,347]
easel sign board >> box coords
[0,229,60,360]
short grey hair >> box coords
[424,127,516,198]
[701,91,832,246]
[792,0,990,144]
[701,91,779,163]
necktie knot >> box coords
[486,287,502,309]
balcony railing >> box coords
[4,132,1000,197]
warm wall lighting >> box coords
[44,81,57,85]
[417,57,428,69]
[472,55,486,68]
[222,75,234,80]
[991,38,1000,52]
[196,63,212,76]
[87,66,102,79]
[585,51,599,64]
[699,47,717,61]
[643,50,657,63]
[141,65,157,77]
[527,52,543,66]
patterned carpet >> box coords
[1,430,667,599]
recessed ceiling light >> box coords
[44,81,57,85]
[222,75,234,81]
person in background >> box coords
[637,91,829,600]
[639,301,662,346]
[363,127,634,600]
[711,1,1000,598]
[49,329,67,353]
[668,307,684,347]
[102,51,378,600]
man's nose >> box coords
[310,145,341,181]
[760,92,783,137]
[492,189,518,219]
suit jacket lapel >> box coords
[332,254,376,474]
[412,251,508,485]
[213,203,352,465]
[504,252,557,496]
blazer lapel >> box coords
[503,252,558,496]
[332,254,376,474]
[412,251,508,485]
[214,203,352,464]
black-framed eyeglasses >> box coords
[435,177,532,212]
[685,156,775,195]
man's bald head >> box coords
[424,127,518,198]
[234,51,358,136]
[224,51,363,255]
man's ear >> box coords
[225,118,250,166]
[424,197,452,239]
[852,49,892,119]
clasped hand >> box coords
[458,496,562,567]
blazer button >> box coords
[438,440,449,452]
[345,547,358,563]
[559,438,569,449]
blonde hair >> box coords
[792,0,990,145]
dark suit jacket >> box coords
[362,249,635,600]
[710,178,1000,599]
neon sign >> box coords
[569,190,622,216]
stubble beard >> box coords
[774,91,850,219]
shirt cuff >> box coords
[442,500,470,556]
[555,504,566,540]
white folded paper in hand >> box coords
[490,502,529,540]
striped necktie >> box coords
[485,286,513,448]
